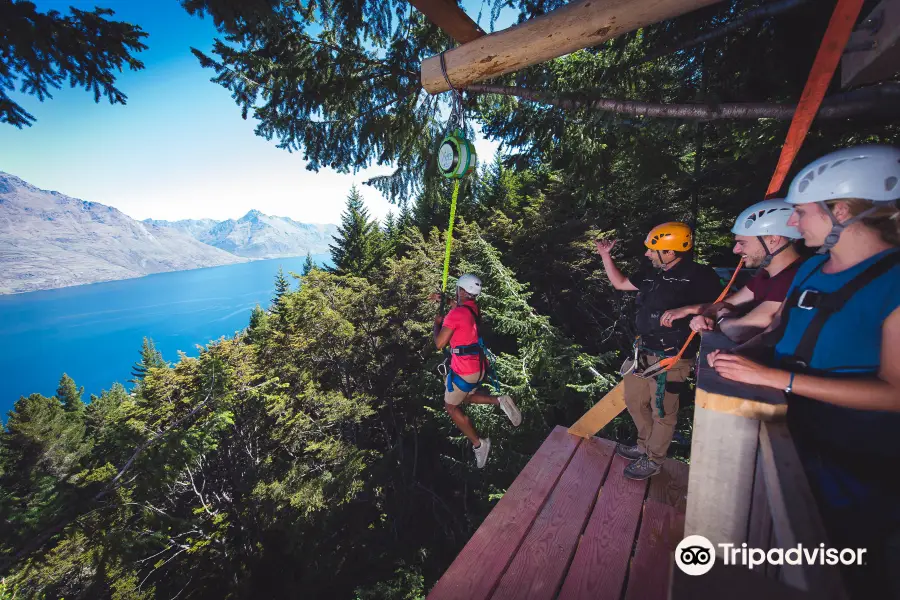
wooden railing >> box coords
[677,332,849,599]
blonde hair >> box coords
[826,198,900,246]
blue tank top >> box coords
[776,248,900,513]
[775,248,900,374]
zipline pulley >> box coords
[439,129,477,179]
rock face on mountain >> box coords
[145,210,337,259]
[0,173,247,294]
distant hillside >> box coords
[0,173,247,294]
[145,210,338,259]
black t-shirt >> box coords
[628,258,724,352]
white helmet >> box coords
[456,274,482,296]
[785,144,900,205]
[785,145,900,253]
[731,199,801,238]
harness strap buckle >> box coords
[796,289,820,310]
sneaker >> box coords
[615,443,644,461]
[473,438,491,469]
[498,395,522,427]
[623,456,662,480]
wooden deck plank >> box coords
[647,459,689,513]
[556,455,648,600]
[624,501,685,600]
[491,437,615,600]
[426,426,581,600]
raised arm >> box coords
[595,240,638,292]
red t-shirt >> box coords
[442,300,482,375]
[745,259,803,304]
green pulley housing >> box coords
[438,130,477,179]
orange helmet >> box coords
[644,222,693,251]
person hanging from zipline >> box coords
[595,222,723,479]
[430,274,522,469]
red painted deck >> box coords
[427,426,689,600]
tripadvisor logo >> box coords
[675,535,867,576]
[676,535,716,576]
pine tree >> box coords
[1,3,148,127]
[302,252,316,276]
[55,374,84,412]
[130,337,166,382]
[329,186,384,277]
[272,267,292,321]
[382,212,398,258]
[274,266,290,304]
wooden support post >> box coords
[684,332,777,552]
[841,0,900,88]
[408,0,485,44]
[684,406,760,553]
[567,381,625,439]
[421,0,725,94]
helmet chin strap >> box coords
[817,201,878,254]
[756,236,790,269]
[656,250,676,269]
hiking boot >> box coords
[498,395,522,427]
[624,455,662,480]
[615,443,644,461]
[473,438,491,469]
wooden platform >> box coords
[427,426,689,600]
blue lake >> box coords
[0,256,330,417]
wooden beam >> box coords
[758,422,849,600]
[841,0,900,88]
[421,0,725,94]
[567,381,625,439]
[408,0,485,44]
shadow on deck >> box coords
[427,426,688,600]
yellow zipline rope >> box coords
[440,179,461,293]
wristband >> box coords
[784,372,795,394]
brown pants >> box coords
[623,356,692,463]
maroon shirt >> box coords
[745,259,803,304]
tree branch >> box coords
[641,0,813,63]
[466,82,900,120]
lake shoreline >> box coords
[0,253,324,296]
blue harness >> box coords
[441,305,499,394]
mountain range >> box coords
[0,173,337,294]
[144,211,337,259]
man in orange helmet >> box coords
[595,222,723,479]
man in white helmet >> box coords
[431,274,522,469]
[657,199,804,342]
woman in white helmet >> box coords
[431,274,522,469]
[662,198,804,342]
[708,144,900,599]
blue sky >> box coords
[0,0,510,225]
